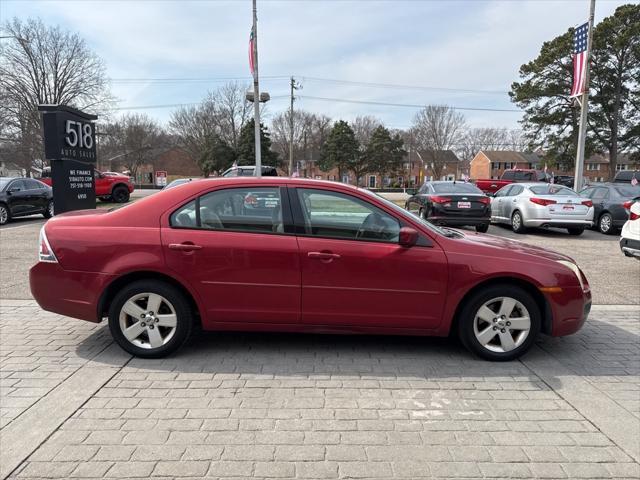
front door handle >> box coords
[169,243,202,252]
[308,251,341,261]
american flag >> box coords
[248,27,256,77]
[570,22,589,97]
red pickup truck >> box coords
[474,169,552,195]
[40,168,135,203]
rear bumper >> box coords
[620,237,640,258]
[428,215,490,227]
[546,285,592,337]
[524,218,592,229]
[29,262,113,322]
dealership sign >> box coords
[155,170,168,187]
[39,105,98,214]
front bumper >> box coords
[30,262,113,322]
[545,285,592,337]
[620,237,640,258]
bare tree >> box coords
[209,82,252,150]
[169,101,219,176]
[411,105,466,180]
[100,113,166,178]
[0,18,113,175]
[352,115,382,147]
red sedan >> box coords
[30,178,591,361]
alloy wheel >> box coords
[48,201,54,217]
[118,292,178,349]
[599,214,612,233]
[472,296,531,353]
[0,206,7,225]
[512,212,522,231]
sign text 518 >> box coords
[65,120,94,149]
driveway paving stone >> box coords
[1,300,638,479]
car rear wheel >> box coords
[511,211,526,234]
[567,228,584,236]
[0,204,9,225]
[108,280,193,358]
[112,186,130,203]
[458,285,540,361]
[475,224,489,233]
[43,200,54,219]
[598,213,614,235]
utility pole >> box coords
[251,0,262,177]
[288,77,301,176]
[573,0,596,192]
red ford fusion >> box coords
[30,178,591,361]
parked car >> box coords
[0,177,53,225]
[30,177,592,362]
[553,175,574,188]
[475,169,552,195]
[221,165,278,177]
[613,170,640,184]
[39,168,134,203]
[579,183,640,234]
[491,183,593,235]
[620,198,640,259]
[405,181,491,232]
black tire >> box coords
[0,203,10,225]
[98,196,112,202]
[598,212,614,235]
[511,210,527,234]
[475,224,489,233]
[43,200,54,219]
[457,284,541,361]
[108,280,193,358]
[567,228,584,236]
[112,186,130,203]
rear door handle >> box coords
[308,251,341,261]
[169,243,202,251]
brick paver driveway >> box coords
[1,301,639,479]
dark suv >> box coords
[221,165,278,177]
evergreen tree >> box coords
[236,119,279,167]
[364,126,407,182]
[318,120,359,181]
[200,135,236,176]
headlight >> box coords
[556,260,585,290]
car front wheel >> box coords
[108,280,193,358]
[43,200,54,219]
[458,285,541,361]
[112,186,130,203]
[598,213,614,235]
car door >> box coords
[162,185,301,325]
[492,185,511,222]
[504,185,524,221]
[24,179,48,212]
[292,187,448,330]
[5,180,29,215]
[591,187,609,220]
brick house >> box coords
[297,150,461,188]
[110,147,201,185]
[469,151,543,180]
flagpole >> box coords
[573,0,596,192]
[252,0,262,177]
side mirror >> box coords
[399,227,419,248]
[405,188,417,196]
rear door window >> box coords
[502,171,515,181]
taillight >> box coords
[581,200,593,207]
[479,197,491,205]
[529,197,557,206]
[430,196,452,204]
[623,201,633,210]
[38,227,58,263]
[631,212,640,221]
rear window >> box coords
[529,185,576,196]
[432,183,482,194]
[514,171,534,181]
[614,185,640,197]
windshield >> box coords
[432,183,482,194]
[614,185,640,197]
[529,185,576,196]
[0,178,11,191]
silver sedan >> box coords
[490,183,594,235]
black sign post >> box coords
[38,105,98,214]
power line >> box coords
[109,75,288,85]
[111,94,289,111]
[297,95,522,113]
[300,76,508,95]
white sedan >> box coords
[620,199,640,259]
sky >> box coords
[1,0,629,131]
